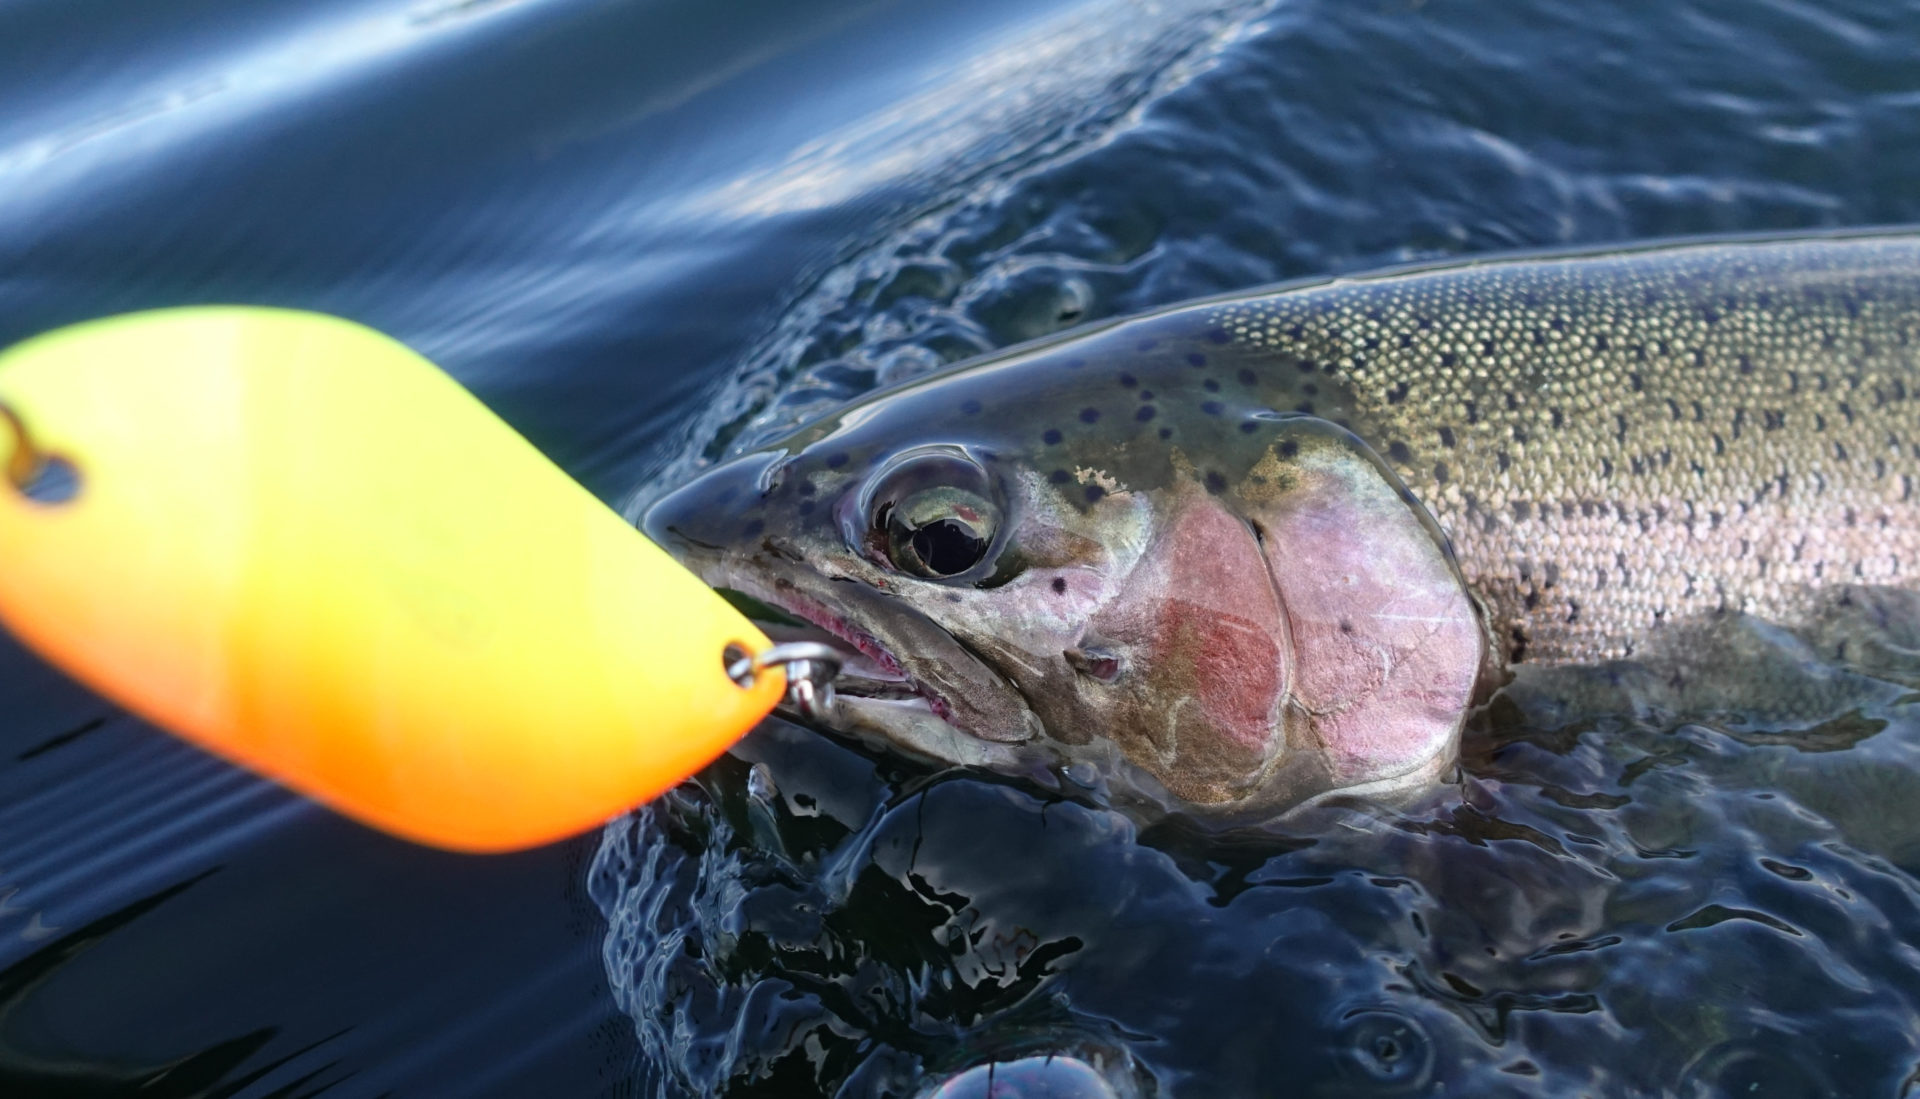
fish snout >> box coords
[640,452,785,559]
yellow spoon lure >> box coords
[0,308,785,852]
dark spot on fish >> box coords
[1051,577,1068,594]
[1201,401,1224,416]
[1136,405,1157,422]
[1158,427,1173,440]
[1550,408,1565,429]
[1084,485,1106,503]
[1278,440,1299,458]
[1237,369,1257,386]
[1465,401,1480,424]
[1296,357,1316,373]
[1512,500,1531,521]
[1043,428,1063,445]
[1050,469,1072,484]
[1239,421,1259,434]
[1701,307,1720,325]
[1118,373,1138,388]
[1433,462,1450,484]
[1387,441,1412,463]
[1287,324,1305,340]
[1629,372,1643,392]
[1594,335,1610,351]
[1187,352,1207,367]
[1512,425,1529,444]
[1294,401,1315,415]
[1205,471,1227,494]
[1080,407,1101,424]
[1440,352,1457,368]
[826,453,849,469]
[1388,381,1410,405]
[961,399,982,415]
[1497,450,1511,472]
[1600,456,1614,478]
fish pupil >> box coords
[909,517,987,576]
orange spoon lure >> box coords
[0,307,788,852]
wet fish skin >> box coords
[645,235,1920,818]
[1209,234,1920,666]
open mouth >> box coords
[715,586,959,725]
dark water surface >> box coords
[5,0,1920,1095]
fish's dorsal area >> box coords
[1201,235,1920,666]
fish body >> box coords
[645,235,1920,818]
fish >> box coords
[643,234,1920,820]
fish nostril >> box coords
[1065,645,1124,682]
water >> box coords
[4,0,1920,1094]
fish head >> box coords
[644,322,1484,818]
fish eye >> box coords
[857,450,1001,580]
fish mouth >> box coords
[686,557,1043,769]
[723,582,959,723]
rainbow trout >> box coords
[645,235,1920,819]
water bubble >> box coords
[923,1055,1119,1099]
[1334,1009,1433,1091]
